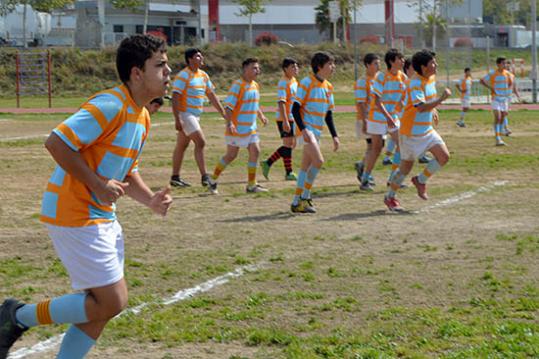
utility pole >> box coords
[444,0,449,87]
[532,0,537,102]
[197,0,202,45]
[352,0,358,81]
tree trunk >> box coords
[248,14,252,46]
[432,2,437,51]
[143,0,149,34]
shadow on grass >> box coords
[219,211,294,223]
[324,209,416,221]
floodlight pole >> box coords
[532,0,537,103]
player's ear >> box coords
[130,66,143,82]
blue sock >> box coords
[387,171,406,198]
[361,171,370,184]
[386,138,395,154]
[495,124,502,140]
[302,166,320,199]
[460,111,465,120]
[418,159,441,184]
[16,293,88,328]
[503,116,509,128]
[57,325,96,359]
[292,170,307,205]
[388,152,401,182]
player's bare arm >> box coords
[44,132,128,206]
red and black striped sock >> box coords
[267,146,285,166]
[280,146,293,173]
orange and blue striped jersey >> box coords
[483,69,513,102]
[400,75,437,137]
[459,76,472,100]
[368,70,407,123]
[354,73,376,119]
[171,67,214,116]
[275,76,298,122]
[223,78,260,137]
[40,84,150,227]
[293,75,335,137]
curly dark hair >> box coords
[116,34,166,84]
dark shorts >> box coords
[277,121,295,138]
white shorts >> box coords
[491,99,509,112]
[225,133,259,148]
[180,112,202,136]
[461,98,471,108]
[47,221,125,291]
[296,132,320,147]
[400,131,445,162]
[367,118,400,135]
[355,120,371,140]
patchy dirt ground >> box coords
[1,110,538,358]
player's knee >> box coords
[194,138,206,149]
[438,152,449,166]
[93,291,128,320]
[313,157,324,168]
[225,152,237,162]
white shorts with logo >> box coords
[461,98,471,108]
[180,111,202,136]
[491,99,509,112]
[400,131,445,162]
[47,220,125,291]
[225,133,259,148]
[367,118,400,136]
[355,120,371,140]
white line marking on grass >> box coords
[0,123,172,143]
[418,180,509,213]
[0,134,48,142]
[9,263,262,359]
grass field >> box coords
[0,109,538,358]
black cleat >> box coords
[0,299,28,359]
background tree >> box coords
[233,0,266,47]
[315,0,359,43]
[408,0,463,50]
[483,0,535,26]
[111,0,149,33]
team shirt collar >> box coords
[118,83,143,114]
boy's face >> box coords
[497,60,506,70]
[146,102,162,115]
[422,58,437,77]
[318,60,335,79]
[243,62,261,81]
[405,66,415,78]
[140,50,171,99]
[188,52,204,67]
[366,59,380,74]
[465,70,471,77]
[391,56,405,71]
[284,63,299,78]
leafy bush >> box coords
[255,32,279,47]
[454,37,474,48]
